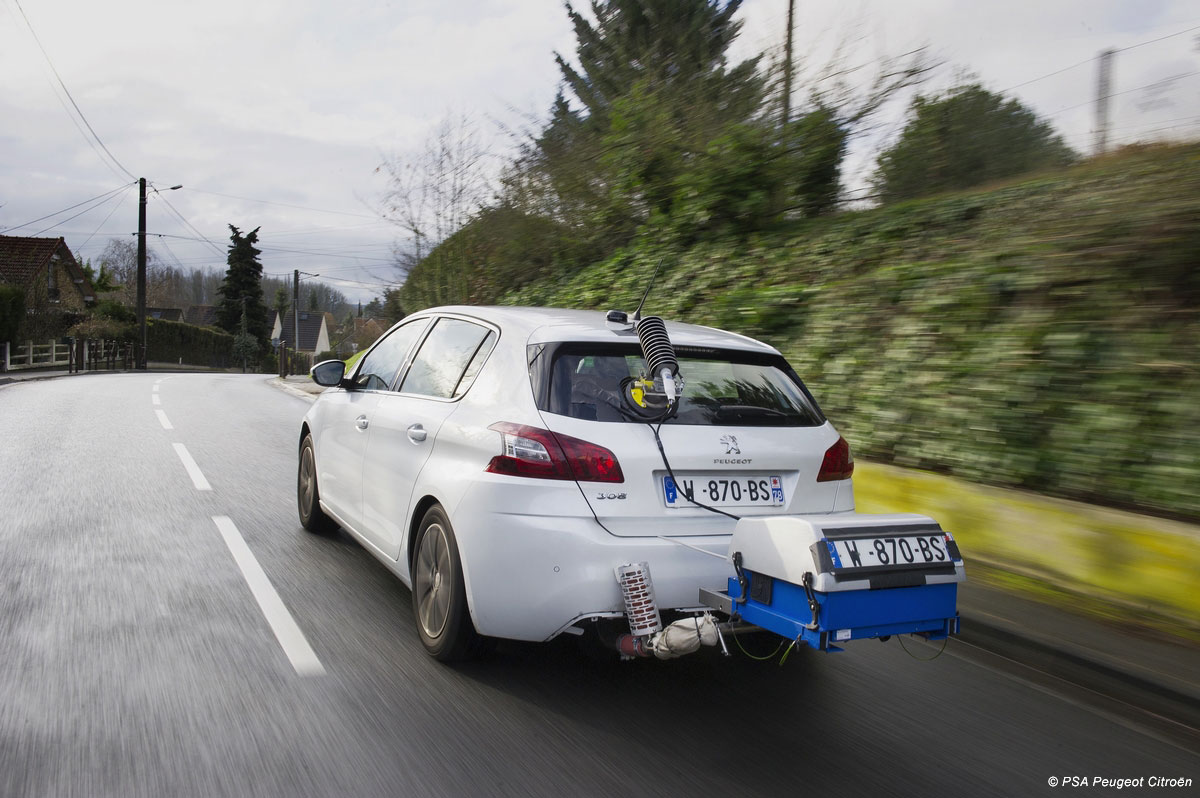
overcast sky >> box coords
[2,0,1197,305]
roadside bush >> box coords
[0,285,26,343]
[501,144,1200,521]
[147,318,235,368]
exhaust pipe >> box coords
[612,563,724,659]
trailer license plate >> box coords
[663,475,785,508]
[830,535,951,569]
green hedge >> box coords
[147,318,235,368]
[499,144,1200,520]
[0,284,24,343]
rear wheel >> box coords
[411,506,485,661]
[298,434,338,534]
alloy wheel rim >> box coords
[415,523,451,639]
[300,448,315,517]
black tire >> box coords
[298,434,338,535]
[411,506,486,662]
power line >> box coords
[155,235,191,272]
[266,221,393,238]
[319,276,395,288]
[1047,70,1200,118]
[256,244,397,263]
[1108,113,1200,133]
[1002,21,1200,94]
[1114,120,1200,140]
[1114,22,1200,54]
[1003,56,1097,93]
[149,188,226,257]
[78,188,133,251]
[11,0,136,181]
[0,182,134,233]
[184,187,380,220]
[31,188,133,237]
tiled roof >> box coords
[354,317,385,336]
[0,235,69,286]
[184,305,218,326]
[147,307,184,322]
[276,310,326,352]
[0,234,95,301]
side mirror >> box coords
[311,359,346,387]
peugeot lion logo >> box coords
[720,435,740,455]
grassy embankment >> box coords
[497,144,1200,629]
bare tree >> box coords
[96,238,175,307]
[379,113,494,279]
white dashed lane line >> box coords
[172,443,212,491]
[154,379,322,675]
[211,515,325,676]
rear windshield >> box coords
[536,343,824,427]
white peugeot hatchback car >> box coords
[298,306,855,660]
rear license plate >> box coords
[663,475,785,508]
[829,535,952,569]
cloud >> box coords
[2,0,1197,305]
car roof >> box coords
[409,305,779,354]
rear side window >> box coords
[540,344,823,427]
[400,318,496,399]
[354,318,428,391]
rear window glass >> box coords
[541,344,823,427]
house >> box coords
[329,315,386,357]
[145,307,184,322]
[271,309,330,354]
[0,235,96,310]
[184,305,218,326]
[353,317,386,349]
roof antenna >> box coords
[632,258,664,322]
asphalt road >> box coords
[1,373,1196,798]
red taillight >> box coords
[485,422,624,483]
[817,436,854,482]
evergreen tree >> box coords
[272,286,290,326]
[216,226,269,345]
[540,0,765,242]
[556,0,761,130]
[873,83,1077,203]
[380,288,405,325]
[232,299,259,373]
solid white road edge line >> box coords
[172,443,212,491]
[156,409,174,430]
[211,515,326,677]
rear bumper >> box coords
[452,478,735,641]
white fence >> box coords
[2,339,132,372]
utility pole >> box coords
[1095,48,1116,155]
[781,0,795,128]
[293,268,300,375]
[134,180,180,370]
[136,178,147,369]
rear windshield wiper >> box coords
[712,405,795,422]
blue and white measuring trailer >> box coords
[699,513,965,652]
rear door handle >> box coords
[407,424,427,443]
[355,415,369,430]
